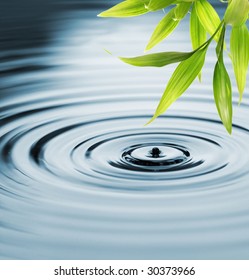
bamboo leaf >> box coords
[195,0,221,42]
[213,62,232,134]
[230,24,249,101]
[145,9,179,51]
[148,47,207,123]
[215,23,225,58]
[145,3,190,51]
[224,0,249,27]
[213,26,232,134]
[190,2,206,81]
[139,0,150,3]
[119,51,193,67]
[147,0,176,11]
[98,0,149,18]
[174,2,192,20]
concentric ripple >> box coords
[120,143,191,171]
[1,107,249,192]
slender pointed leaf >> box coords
[230,24,249,101]
[145,3,190,51]
[145,9,179,51]
[148,0,176,11]
[148,47,207,123]
[213,26,232,134]
[139,0,150,3]
[176,0,194,2]
[195,0,221,42]
[215,24,225,58]
[190,2,206,80]
[224,0,249,27]
[98,0,149,18]
[174,2,191,20]
[213,61,232,134]
[119,51,193,67]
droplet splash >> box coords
[121,143,191,171]
[150,147,161,158]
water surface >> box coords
[1,0,249,259]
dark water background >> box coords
[1,0,249,259]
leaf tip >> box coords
[144,46,151,52]
[144,115,158,126]
[227,125,232,135]
[238,94,243,105]
[118,57,129,65]
[198,72,202,82]
[104,49,113,55]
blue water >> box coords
[0,0,249,259]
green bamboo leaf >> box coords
[148,47,207,123]
[190,2,206,81]
[176,0,195,2]
[139,0,150,3]
[213,26,232,134]
[230,24,249,101]
[174,2,192,20]
[145,9,179,51]
[195,0,221,42]
[145,3,190,51]
[147,0,176,11]
[224,0,249,27]
[213,62,232,134]
[97,0,149,18]
[215,24,225,58]
[119,51,193,67]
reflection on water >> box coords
[1,0,249,259]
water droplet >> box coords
[150,147,161,158]
[120,143,192,172]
